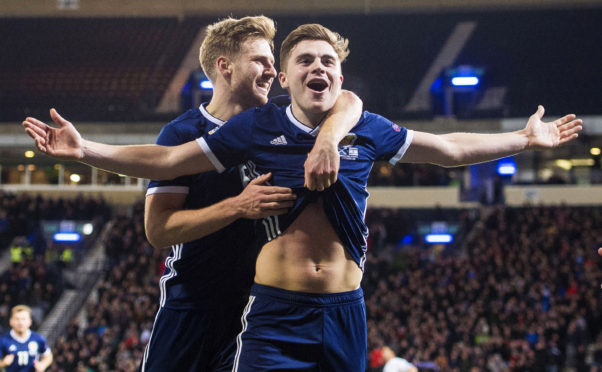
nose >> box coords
[265,62,277,78]
[310,59,325,73]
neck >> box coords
[290,102,328,129]
[11,329,29,340]
[205,88,248,122]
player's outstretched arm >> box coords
[23,109,214,180]
[401,106,582,167]
[305,90,363,191]
[145,173,296,248]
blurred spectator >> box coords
[382,346,418,372]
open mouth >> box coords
[307,79,328,92]
[257,81,271,91]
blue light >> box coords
[451,76,479,87]
[425,234,453,244]
[199,80,213,90]
[53,232,81,242]
[401,234,414,245]
[497,157,517,175]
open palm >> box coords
[22,109,84,160]
[524,105,582,150]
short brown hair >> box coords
[279,24,350,72]
[200,16,276,82]
[11,305,32,318]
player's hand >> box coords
[23,108,85,160]
[523,105,582,150]
[33,360,47,371]
[234,173,296,219]
[1,353,14,366]
[304,141,339,191]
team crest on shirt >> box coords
[339,146,359,160]
[8,344,16,352]
[392,124,401,132]
[339,133,357,146]
[28,341,38,356]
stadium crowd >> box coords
[46,203,160,372]
[364,205,602,371]
[1,192,601,371]
[0,192,110,335]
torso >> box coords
[254,197,362,293]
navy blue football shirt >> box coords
[0,330,50,372]
[146,104,257,310]
[198,103,413,270]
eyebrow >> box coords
[295,52,337,62]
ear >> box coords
[340,74,344,84]
[278,71,289,90]
[216,56,232,78]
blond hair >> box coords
[279,24,350,72]
[200,16,276,82]
[11,305,32,318]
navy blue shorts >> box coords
[139,306,241,372]
[232,283,367,371]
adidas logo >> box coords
[270,135,287,145]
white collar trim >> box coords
[10,329,31,343]
[285,105,321,137]
[199,103,224,126]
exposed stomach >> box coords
[254,198,363,293]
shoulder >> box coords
[356,111,406,134]
[30,331,46,342]
[226,103,284,126]
[158,108,211,143]
[162,108,208,133]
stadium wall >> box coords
[2,184,601,207]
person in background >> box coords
[0,305,53,372]
[382,346,418,372]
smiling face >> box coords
[229,37,277,108]
[279,39,344,126]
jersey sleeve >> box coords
[0,336,7,356]
[367,113,414,165]
[196,109,254,173]
[146,124,193,196]
[36,333,51,355]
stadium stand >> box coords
[0,18,199,122]
[0,191,110,336]
[2,9,600,122]
[364,205,602,371]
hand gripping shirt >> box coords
[197,103,413,270]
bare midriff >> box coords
[254,198,363,293]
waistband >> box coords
[250,283,364,307]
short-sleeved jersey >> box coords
[0,330,50,372]
[146,104,257,310]
[198,104,413,270]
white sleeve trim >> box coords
[146,186,190,196]
[196,137,226,173]
[389,129,414,165]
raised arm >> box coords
[23,109,213,179]
[145,173,296,248]
[401,106,582,166]
[304,90,363,190]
